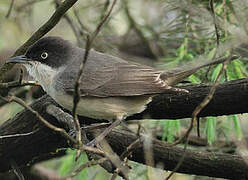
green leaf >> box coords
[205,117,216,145]
[188,74,201,83]
[58,150,89,179]
[207,48,217,60]
[210,64,222,82]
[161,120,180,142]
[233,61,244,78]
[59,149,76,175]
[76,152,89,180]
[232,115,243,140]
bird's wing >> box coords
[80,62,171,97]
[57,50,171,97]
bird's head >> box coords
[7,36,74,69]
[6,36,78,91]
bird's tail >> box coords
[160,55,239,85]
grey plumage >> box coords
[7,36,236,121]
[56,49,170,97]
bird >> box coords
[6,36,235,144]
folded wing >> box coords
[58,50,171,97]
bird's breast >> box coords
[24,63,59,94]
[53,90,152,121]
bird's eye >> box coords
[41,52,48,59]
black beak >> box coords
[6,55,30,64]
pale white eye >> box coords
[41,52,48,59]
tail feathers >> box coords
[161,55,239,85]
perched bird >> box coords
[6,36,235,143]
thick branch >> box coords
[101,129,248,179]
[1,79,248,179]
[130,78,248,120]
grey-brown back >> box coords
[56,49,237,97]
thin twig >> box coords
[100,0,110,20]
[62,158,108,179]
[111,138,138,180]
[0,129,39,139]
[165,53,233,179]
[120,138,141,160]
[5,0,15,18]
[90,0,117,44]
[82,123,112,131]
[197,117,200,137]
[99,138,130,180]
[72,7,90,35]
[0,95,77,144]
[204,0,220,81]
[53,0,84,47]
[0,95,105,157]
[123,0,159,60]
[14,0,79,56]
[72,0,117,157]
[10,159,25,180]
[80,145,105,155]
[209,0,220,46]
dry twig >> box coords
[62,158,108,179]
[209,0,220,46]
[5,0,15,18]
[53,0,84,46]
[123,0,159,60]
[72,0,117,159]
[0,129,39,139]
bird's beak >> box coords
[6,55,30,64]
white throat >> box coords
[24,62,58,93]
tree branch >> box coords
[1,78,248,179]
[131,78,248,120]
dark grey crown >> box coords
[25,36,74,68]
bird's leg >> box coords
[87,117,123,147]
